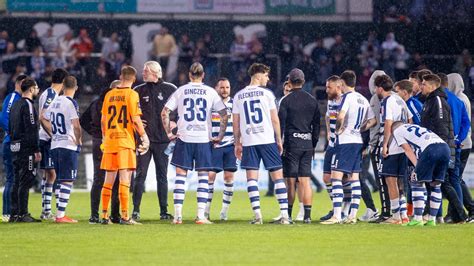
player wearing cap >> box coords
[278,68,320,223]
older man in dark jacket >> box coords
[420,74,467,223]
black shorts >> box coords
[282,149,312,178]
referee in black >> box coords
[9,77,41,222]
[81,80,121,224]
[132,61,176,221]
[278,68,320,223]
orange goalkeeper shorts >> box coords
[100,148,136,171]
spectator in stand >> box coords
[229,34,250,85]
[92,59,115,95]
[0,30,9,55]
[381,32,398,78]
[248,36,265,64]
[357,67,372,99]
[1,42,20,75]
[330,34,349,69]
[150,27,177,77]
[453,49,472,99]
[292,35,304,67]
[58,30,75,59]
[72,28,94,88]
[315,55,332,86]
[108,51,126,76]
[408,52,426,70]
[203,32,216,53]
[51,48,67,69]
[193,38,209,64]
[394,45,410,80]
[41,27,58,54]
[25,29,42,53]
[278,34,294,76]
[98,30,120,62]
[358,31,381,72]
[310,37,328,65]
[29,46,45,80]
[177,34,194,73]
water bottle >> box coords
[164,141,176,156]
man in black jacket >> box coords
[278,68,320,223]
[80,80,121,224]
[132,61,177,221]
[9,78,41,222]
[420,74,467,223]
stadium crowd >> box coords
[1,26,473,101]
[0,48,472,225]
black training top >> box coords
[278,88,320,151]
[134,79,177,143]
[9,97,40,154]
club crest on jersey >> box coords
[143,96,150,102]
[158,92,163,101]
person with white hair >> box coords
[132,61,177,222]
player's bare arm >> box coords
[213,108,228,144]
[233,113,242,160]
[335,110,346,135]
[43,117,53,138]
[325,115,330,142]
[40,109,52,138]
[270,109,283,154]
[382,119,393,157]
[360,117,377,132]
[161,106,175,140]
[71,118,82,146]
[401,143,417,166]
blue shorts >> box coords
[415,143,449,183]
[241,143,282,171]
[379,153,407,178]
[211,145,237,173]
[331,144,363,174]
[39,140,54,169]
[51,148,78,181]
[323,146,335,174]
[171,139,213,171]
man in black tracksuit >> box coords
[132,61,176,221]
[80,81,120,224]
[278,68,320,222]
[420,74,467,223]
[9,78,41,222]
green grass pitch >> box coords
[0,191,473,265]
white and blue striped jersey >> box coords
[39,87,58,141]
[165,82,226,143]
[233,85,277,147]
[326,98,341,147]
[211,98,234,148]
[393,124,445,157]
[45,96,80,151]
[379,94,412,155]
[337,91,374,145]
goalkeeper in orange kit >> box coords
[100,66,150,225]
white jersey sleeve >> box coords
[38,87,58,141]
[382,94,411,155]
[336,92,370,144]
[164,91,179,111]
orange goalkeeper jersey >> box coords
[101,87,142,153]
